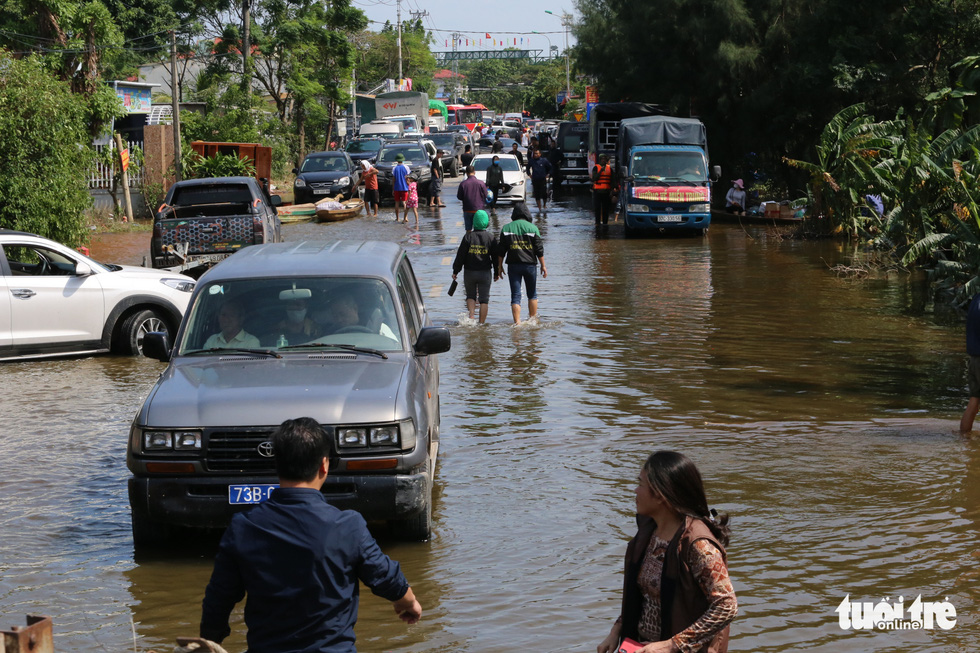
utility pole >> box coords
[409,9,429,23]
[170,30,182,182]
[242,0,251,101]
[396,0,403,88]
[545,10,573,110]
[451,32,461,102]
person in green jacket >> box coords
[496,201,547,324]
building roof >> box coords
[433,69,466,81]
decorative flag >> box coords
[514,38,517,45]
[445,40,448,46]
[486,32,491,38]
[466,39,469,45]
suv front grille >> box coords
[206,428,277,473]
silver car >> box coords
[127,241,450,544]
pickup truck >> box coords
[151,177,282,276]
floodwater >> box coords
[2,180,978,652]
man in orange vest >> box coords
[591,153,615,226]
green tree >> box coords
[0,53,98,245]
[356,19,436,93]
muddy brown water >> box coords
[1,183,978,651]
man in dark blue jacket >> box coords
[526,148,553,211]
[200,417,421,652]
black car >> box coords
[345,138,384,165]
[292,151,361,203]
[427,132,467,177]
[374,143,433,198]
[477,136,518,153]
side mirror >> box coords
[711,165,722,182]
[142,331,172,362]
[619,166,629,178]
[269,195,283,207]
[292,168,299,175]
[414,326,451,356]
[74,261,93,276]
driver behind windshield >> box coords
[320,288,398,342]
[204,300,260,349]
[274,297,321,344]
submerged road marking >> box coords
[449,236,459,244]
[456,221,463,227]
[428,286,442,298]
[441,256,452,265]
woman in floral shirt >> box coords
[598,451,737,653]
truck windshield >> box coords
[561,133,586,152]
[389,117,419,132]
[179,277,403,355]
[631,151,706,181]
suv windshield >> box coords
[346,140,381,153]
[179,277,403,354]
[428,134,456,148]
[301,156,348,172]
[380,147,426,163]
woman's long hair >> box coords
[643,451,730,547]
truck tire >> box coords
[450,158,460,178]
[115,309,169,356]
[130,490,174,548]
[390,459,432,541]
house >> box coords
[433,69,467,101]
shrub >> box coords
[0,54,95,246]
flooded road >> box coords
[2,182,978,652]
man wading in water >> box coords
[200,417,422,652]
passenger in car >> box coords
[203,300,261,349]
[320,288,399,342]
[273,298,320,345]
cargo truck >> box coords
[615,116,720,236]
[587,102,663,171]
[376,91,430,133]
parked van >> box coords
[359,120,404,138]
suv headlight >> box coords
[338,176,351,186]
[337,419,416,451]
[627,203,650,213]
[294,178,306,187]
[141,429,203,452]
[689,203,710,213]
[161,278,195,292]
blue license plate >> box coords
[228,484,278,504]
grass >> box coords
[84,207,153,234]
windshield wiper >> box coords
[279,342,388,359]
[184,347,282,358]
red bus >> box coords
[446,104,485,131]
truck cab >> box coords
[616,116,718,236]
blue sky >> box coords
[352,0,578,58]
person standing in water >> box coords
[496,201,546,325]
[451,209,498,324]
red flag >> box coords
[486,32,491,38]
[514,38,517,45]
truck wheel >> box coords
[451,158,460,178]
[115,309,169,356]
[392,498,431,542]
[130,494,174,548]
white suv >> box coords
[0,229,195,360]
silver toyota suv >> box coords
[127,241,450,544]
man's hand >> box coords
[393,588,422,625]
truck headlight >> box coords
[142,429,203,451]
[689,203,710,213]
[294,178,306,187]
[627,204,650,213]
[337,419,415,451]
[144,431,172,450]
[161,278,195,292]
[338,176,351,186]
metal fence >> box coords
[89,140,144,190]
